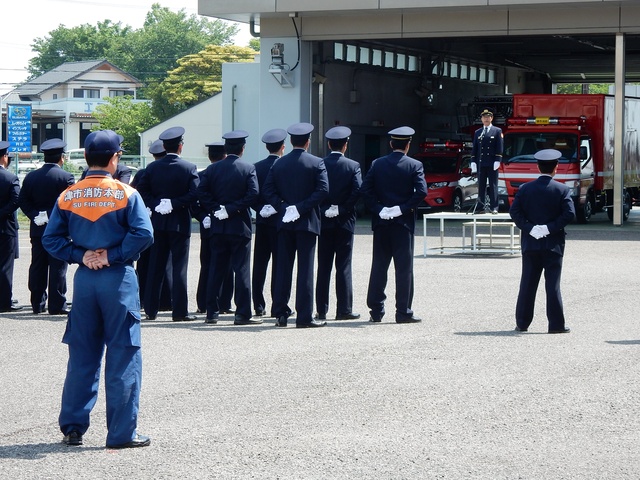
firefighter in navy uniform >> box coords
[0,142,21,313]
[135,126,199,322]
[360,127,427,324]
[251,128,287,318]
[315,126,362,321]
[196,130,259,325]
[42,130,154,448]
[471,109,503,214]
[19,138,75,314]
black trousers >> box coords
[516,250,565,331]
[272,229,316,324]
[144,231,190,318]
[316,227,355,317]
[477,166,498,210]
[206,234,251,319]
[0,234,16,311]
[366,223,414,320]
[251,223,278,315]
[197,233,233,313]
[29,236,68,313]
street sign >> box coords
[6,104,32,153]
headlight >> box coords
[429,182,448,189]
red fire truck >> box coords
[500,94,640,223]
[413,140,495,212]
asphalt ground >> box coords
[1,210,639,479]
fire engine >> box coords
[500,94,640,222]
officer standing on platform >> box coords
[0,142,21,313]
[19,138,75,315]
[196,130,259,325]
[42,129,153,448]
[315,126,362,321]
[361,127,426,324]
[509,149,575,334]
[252,128,287,318]
[193,141,234,315]
[263,122,329,328]
[471,109,503,214]
[136,126,199,322]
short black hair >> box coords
[328,138,348,151]
[44,152,63,164]
[86,151,115,168]
[163,140,181,154]
[290,134,310,148]
[225,143,244,156]
[390,138,410,150]
[538,160,558,174]
[266,141,284,154]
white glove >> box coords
[493,161,500,171]
[146,207,152,217]
[324,205,339,218]
[386,206,402,218]
[529,225,550,240]
[214,206,229,220]
[202,215,211,229]
[282,205,300,223]
[471,163,477,174]
[379,207,391,220]
[34,211,49,226]
[155,198,173,215]
[260,204,277,218]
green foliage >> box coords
[249,38,260,52]
[556,83,612,94]
[148,45,256,119]
[92,96,159,153]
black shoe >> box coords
[549,327,571,334]
[255,309,266,316]
[234,316,263,325]
[220,309,235,314]
[275,316,288,327]
[173,315,197,322]
[335,312,361,320]
[296,319,327,328]
[314,313,326,320]
[491,208,499,214]
[145,314,156,320]
[107,434,151,449]
[63,431,83,446]
[33,307,47,314]
[369,317,382,323]
[205,314,219,324]
[49,308,70,315]
[514,326,528,332]
[0,305,23,313]
[396,315,422,324]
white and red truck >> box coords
[499,93,640,222]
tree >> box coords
[28,21,130,77]
[92,96,158,154]
[556,83,611,94]
[148,45,256,120]
[248,38,260,52]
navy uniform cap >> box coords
[84,129,121,155]
[222,130,249,146]
[325,126,351,140]
[388,126,415,140]
[205,141,225,148]
[159,126,185,143]
[40,138,67,153]
[534,149,562,162]
[261,129,287,144]
[149,139,165,155]
[288,123,314,136]
[480,109,493,117]
[0,140,10,152]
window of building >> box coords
[73,89,100,99]
[109,90,134,97]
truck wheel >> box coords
[452,193,463,213]
[607,190,632,221]
[576,197,592,224]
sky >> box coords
[1,0,253,95]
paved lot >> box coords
[1,211,639,479]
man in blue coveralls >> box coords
[42,130,154,449]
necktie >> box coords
[483,126,488,136]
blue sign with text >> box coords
[7,104,32,153]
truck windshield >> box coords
[417,156,458,174]
[503,133,578,163]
